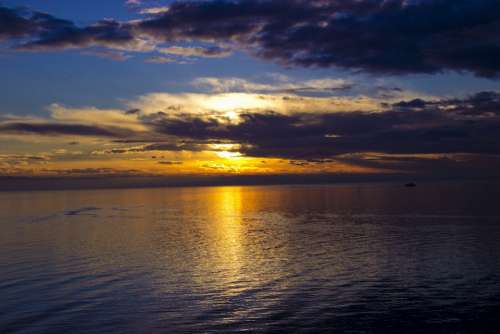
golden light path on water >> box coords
[2,183,500,332]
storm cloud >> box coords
[2,0,500,76]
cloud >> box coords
[125,91,382,118]
[192,77,353,94]
[0,6,35,40]
[140,91,500,159]
[0,104,145,139]
[0,154,50,167]
[0,7,152,53]
[393,91,500,116]
[334,153,500,176]
[139,7,170,15]
[159,46,231,58]
[48,104,146,131]
[0,7,80,42]
[93,140,208,154]
[133,0,500,77]
[145,55,177,63]
[2,1,500,76]
[0,122,129,138]
[0,86,442,154]
[17,18,154,52]
[2,88,500,176]
[125,0,142,6]
[80,50,132,61]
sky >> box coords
[1,0,500,187]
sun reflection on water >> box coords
[203,187,248,297]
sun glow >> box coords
[216,151,242,159]
[203,93,273,119]
[210,143,242,160]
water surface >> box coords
[1,182,500,333]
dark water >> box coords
[1,181,500,333]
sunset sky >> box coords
[1,0,500,186]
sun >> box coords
[203,93,273,120]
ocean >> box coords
[1,181,500,333]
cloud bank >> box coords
[1,1,500,76]
[0,92,500,163]
[140,91,500,159]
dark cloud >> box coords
[2,1,500,76]
[18,19,137,51]
[0,122,130,137]
[0,6,82,44]
[125,108,141,115]
[127,0,500,76]
[0,5,141,51]
[394,91,500,116]
[335,153,500,177]
[142,91,500,159]
[97,141,208,154]
[0,6,69,40]
[140,142,205,152]
[0,6,34,40]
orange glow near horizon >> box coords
[0,144,387,177]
